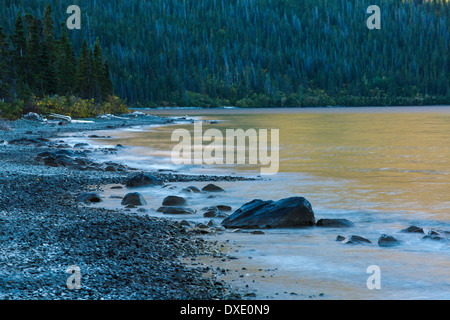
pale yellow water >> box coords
[75,106,450,299]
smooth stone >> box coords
[201,184,225,192]
[378,234,401,247]
[162,196,187,206]
[400,226,424,234]
[158,206,196,215]
[316,218,354,228]
[126,173,163,188]
[76,193,102,203]
[121,192,147,206]
[342,235,372,244]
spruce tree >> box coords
[12,13,30,100]
[93,37,105,101]
[102,59,114,98]
[0,26,12,101]
[75,40,90,99]
[56,24,76,95]
[24,14,41,94]
[41,5,57,95]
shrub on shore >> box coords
[0,95,129,120]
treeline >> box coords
[0,5,113,104]
[0,0,449,108]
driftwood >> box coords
[49,113,72,123]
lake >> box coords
[82,106,450,299]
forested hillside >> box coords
[1,0,449,108]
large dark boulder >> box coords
[316,218,354,228]
[121,192,147,206]
[126,173,163,188]
[221,197,315,229]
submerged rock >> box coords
[378,234,401,247]
[221,197,315,229]
[342,235,372,244]
[400,226,424,234]
[316,218,354,228]
[182,186,201,193]
[422,234,448,242]
[126,173,163,188]
[121,192,147,206]
[157,206,196,215]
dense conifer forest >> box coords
[0,0,449,114]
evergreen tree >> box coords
[0,26,12,101]
[11,13,29,99]
[24,14,41,94]
[92,37,105,101]
[41,5,56,94]
[75,40,90,99]
[102,59,114,98]
[56,24,76,95]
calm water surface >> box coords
[77,107,450,299]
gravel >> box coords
[0,113,247,300]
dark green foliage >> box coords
[0,0,449,107]
[0,26,13,100]
[0,6,114,104]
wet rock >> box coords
[336,235,346,241]
[342,235,371,244]
[203,210,218,218]
[74,143,89,148]
[180,220,191,227]
[422,234,448,242]
[182,186,201,193]
[162,196,187,206]
[121,192,147,206]
[203,205,232,212]
[400,226,424,234]
[126,173,163,188]
[202,184,225,192]
[43,157,59,167]
[222,197,315,229]
[378,234,401,247]
[250,230,265,235]
[76,193,102,203]
[9,137,44,145]
[158,206,196,215]
[203,207,229,218]
[316,218,354,228]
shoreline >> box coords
[0,113,253,300]
[140,105,450,115]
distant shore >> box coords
[141,105,450,115]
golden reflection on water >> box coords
[94,109,450,219]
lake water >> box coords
[80,107,450,300]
